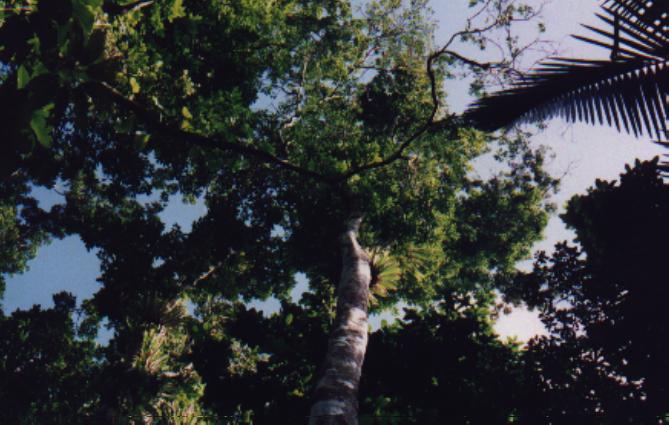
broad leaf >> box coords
[169,0,185,22]
[17,65,30,89]
[129,76,140,94]
[29,104,54,148]
[72,0,96,38]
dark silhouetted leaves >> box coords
[465,0,669,141]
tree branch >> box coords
[103,0,155,15]
[441,50,493,70]
[338,1,548,182]
[82,81,335,183]
[338,49,447,181]
[86,1,547,185]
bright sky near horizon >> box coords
[2,0,666,344]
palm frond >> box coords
[464,0,669,140]
[604,0,669,38]
[368,248,401,305]
[367,244,439,305]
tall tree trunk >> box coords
[308,215,371,425]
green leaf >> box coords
[72,0,96,38]
[84,29,106,64]
[181,106,193,120]
[30,104,54,148]
[285,313,294,326]
[134,133,151,149]
[129,77,141,94]
[17,65,30,89]
[169,0,185,22]
[24,74,59,110]
[117,117,136,134]
[56,24,71,54]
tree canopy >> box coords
[503,158,669,423]
[2,0,667,424]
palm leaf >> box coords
[368,248,401,305]
[367,244,438,305]
[464,1,669,140]
[603,0,669,37]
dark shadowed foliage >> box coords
[502,159,669,423]
[0,0,556,422]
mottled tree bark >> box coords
[308,216,371,425]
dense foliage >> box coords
[1,0,666,424]
[503,159,669,424]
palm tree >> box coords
[464,0,669,142]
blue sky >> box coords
[3,0,666,342]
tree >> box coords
[0,0,552,423]
[187,288,529,425]
[360,305,525,424]
[502,159,669,423]
[465,0,669,142]
[0,292,98,424]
